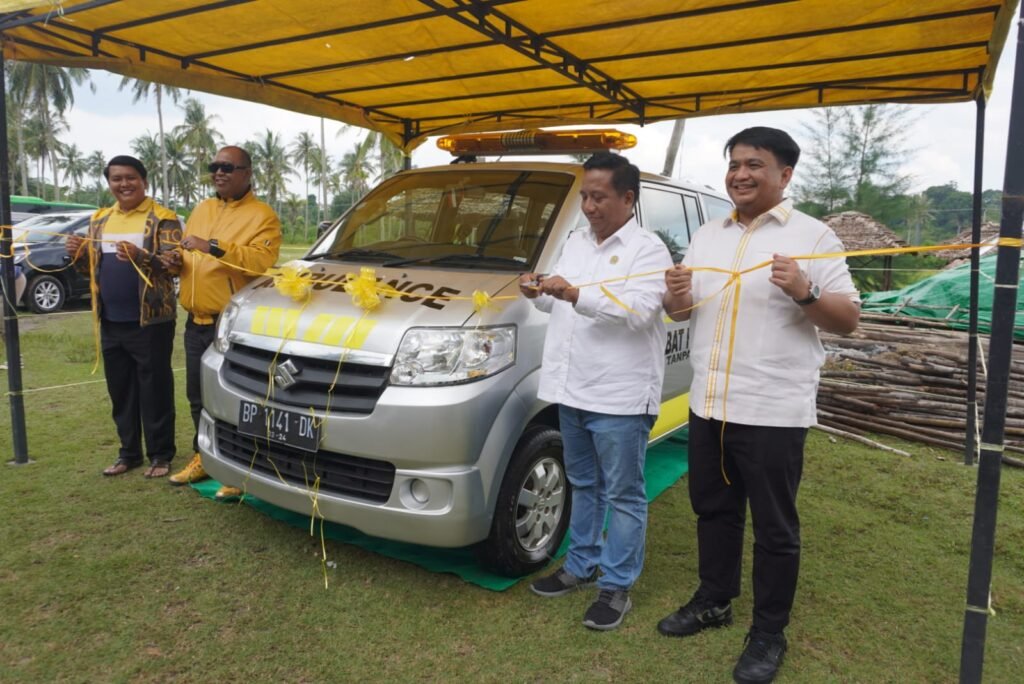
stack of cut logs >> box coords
[817,312,1024,460]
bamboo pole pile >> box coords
[817,312,1024,458]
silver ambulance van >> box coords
[198,129,733,576]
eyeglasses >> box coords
[207,162,249,174]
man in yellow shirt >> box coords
[166,146,282,498]
[65,156,180,478]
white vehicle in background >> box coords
[198,129,732,576]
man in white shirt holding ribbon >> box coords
[520,152,672,632]
[661,127,860,684]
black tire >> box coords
[27,274,66,314]
[476,425,570,577]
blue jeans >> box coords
[559,405,655,591]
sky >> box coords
[63,21,1019,199]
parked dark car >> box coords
[12,211,94,313]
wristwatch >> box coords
[208,238,226,258]
[794,281,820,306]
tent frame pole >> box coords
[964,94,985,467]
[959,5,1024,680]
[0,52,31,465]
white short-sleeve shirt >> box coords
[682,200,859,427]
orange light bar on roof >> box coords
[437,128,637,156]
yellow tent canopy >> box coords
[0,1,1017,151]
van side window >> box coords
[702,194,734,222]
[683,194,702,231]
[640,186,689,261]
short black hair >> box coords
[104,155,147,181]
[724,127,800,169]
[583,151,640,202]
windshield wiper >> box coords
[385,252,526,269]
[307,247,401,262]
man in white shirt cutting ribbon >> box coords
[520,152,672,632]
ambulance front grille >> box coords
[223,343,390,414]
[215,420,395,503]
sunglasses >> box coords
[207,162,249,174]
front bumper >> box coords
[197,347,530,548]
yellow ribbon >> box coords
[343,266,387,311]
[268,262,315,303]
[472,289,497,315]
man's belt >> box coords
[188,312,219,326]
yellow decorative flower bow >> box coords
[270,262,315,302]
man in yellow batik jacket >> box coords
[66,155,181,479]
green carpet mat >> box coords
[194,431,688,591]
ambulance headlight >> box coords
[214,301,241,353]
[391,326,516,386]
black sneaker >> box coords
[657,590,733,637]
[582,589,632,631]
[732,628,787,684]
[530,568,598,597]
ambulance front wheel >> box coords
[476,426,571,577]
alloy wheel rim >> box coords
[515,456,566,552]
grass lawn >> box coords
[1,283,1023,682]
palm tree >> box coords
[248,129,292,213]
[4,67,31,195]
[289,131,318,234]
[360,129,405,181]
[23,113,68,198]
[339,142,374,199]
[130,132,163,197]
[905,193,936,245]
[309,150,334,221]
[7,63,92,200]
[173,97,222,200]
[86,150,106,205]
[59,142,89,193]
[118,77,184,205]
[163,131,196,208]
[280,193,307,231]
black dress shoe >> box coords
[657,591,733,637]
[732,627,787,684]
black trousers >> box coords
[101,319,176,465]
[184,316,218,453]
[688,411,807,633]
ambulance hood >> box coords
[224,260,525,362]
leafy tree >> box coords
[843,105,913,204]
[796,104,912,214]
[797,108,850,213]
[118,77,184,205]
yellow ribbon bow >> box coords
[269,262,315,302]
[344,267,385,311]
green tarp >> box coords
[195,432,689,591]
[862,254,1024,341]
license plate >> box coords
[237,401,320,453]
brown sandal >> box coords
[103,459,141,477]
[144,462,171,478]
